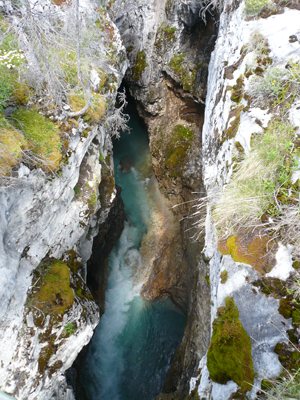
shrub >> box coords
[248,62,300,107]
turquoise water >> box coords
[82,109,186,400]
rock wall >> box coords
[191,1,300,399]
[0,2,128,398]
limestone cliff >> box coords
[0,1,127,398]
[192,1,300,399]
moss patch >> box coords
[169,53,185,77]
[274,342,300,371]
[231,75,244,104]
[220,270,228,284]
[11,109,62,172]
[252,277,286,297]
[218,230,276,274]
[0,124,28,177]
[28,259,74,324]
[221,105,244,145]
[207,297,254,392]
[154,23,177,49]
[132,50,148,82]
[165,125,194,178]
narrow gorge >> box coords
[1,0,300,399]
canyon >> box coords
[0,0,300,399]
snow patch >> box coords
[266,242,294,280]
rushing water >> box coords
[82,106,186,400]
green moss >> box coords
[221,105,244,144]
[0,124,29,177]
[292,309,300,326]
[168,53,200,92]
[11,109,62,172]
[68,91,105,122]
[279,298,292,319]
[165,125,194,178]
[252,277,286,297]
[0,64,30,106]
[28,260,74,327]
[132,50,148,82]
[38,342,57,374]
[169,53,185,77]
[220,270,228,284]
[154,23,176,48]
[207,297,254,392]
[274,342,300,371]
[62,322,77,337]
[88,191,97,207]
[126,45,134,54]
[165,0,173,13]
[205,275,211,286]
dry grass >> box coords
[212,120,297,235]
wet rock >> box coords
[86,185,125,315]
[119,156,135,172]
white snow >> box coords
[266,242,294,280]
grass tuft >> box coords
[212,119,298,237]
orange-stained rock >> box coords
[218,229,277,274]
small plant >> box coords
[62,322,77,337]
[99,151,104,163]
[88,191,97,207]
[244,0,273,17]
[74,186,80,196]
[248,66,287,102]
[220,270,228,284]
[260,369,300,399]
[248,61,300,107]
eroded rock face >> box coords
[87,185,125,315]
[0,4,127,399]
[193,2,300,399]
